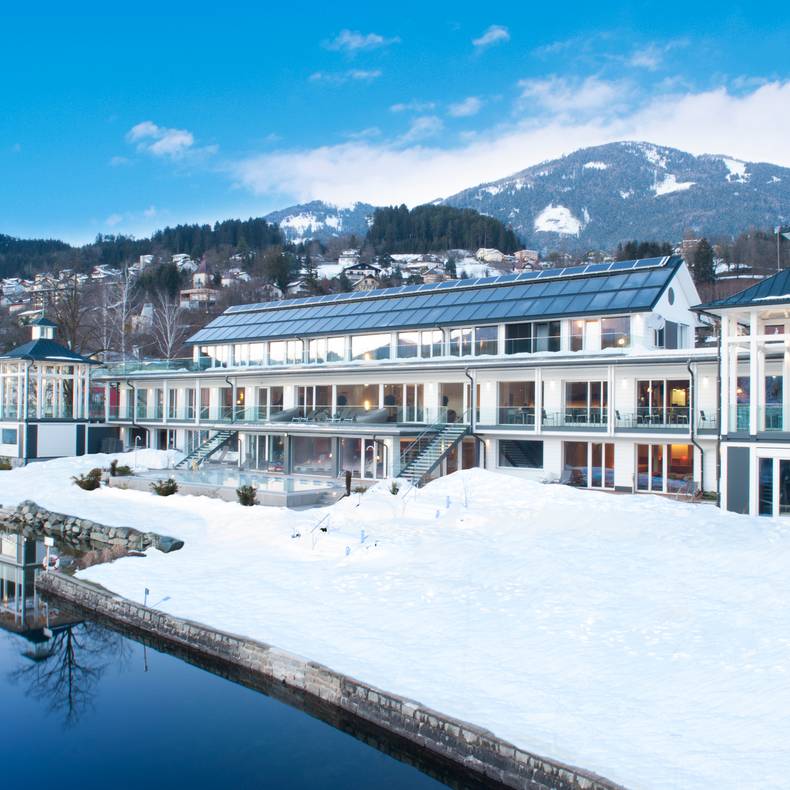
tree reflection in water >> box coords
[9,622,130,726]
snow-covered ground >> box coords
[3,452,790,789]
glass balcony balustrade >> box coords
[543,408,608,428]
[728,404,785,433]
[615,407,691,429]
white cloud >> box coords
[105,213,124,227]
[309,69,382,85]
[143,205,157,218]
[126,120,215,160]
[398,115,444,144]
[448,96,483,117]
[517,75,627,114]
[109,155,130,166]
[628,40,688,70]
[228,81,790,208]
[472,25,510,50]
[324,29,400,53]
[390,100,436,113]
[344,127,382,140]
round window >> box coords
[667,287,675,305]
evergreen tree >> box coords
[367,205,520,255]
[691,238,716,284]
[262,248,295,293]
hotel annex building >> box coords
[86,255,723,498]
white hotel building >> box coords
[95,255,721,497]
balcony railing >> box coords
[493,406,536,426]
[543,408,608,428]
[101,357,211,376]
[105,402,462,427]
[615,407,690,429]
[729,404,785,433]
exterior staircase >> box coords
[175,429,237,469]
[397,422,469,486]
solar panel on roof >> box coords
[187,256,680,344]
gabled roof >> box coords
[0,338,95,364]
[30,316,57,327]
[696,269,790,311]
[188,256,682,346]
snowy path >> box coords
[4,452,790,789]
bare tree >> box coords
[50,276,97,353]
[9,622,129,726]
[107,267,137,361]
[151,291,188,360]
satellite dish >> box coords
[645,312,666,331]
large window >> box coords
[397,329,444,359]
[563,441,614,488]
[269,339,303,366]
[570,319,600,352]
[498,440,543,468]
[601,316,630,349]
[474,326,498,356]
[308,336,345,364]
[449,328,473,357]
[637,443,694,494]
[498,381,535,425]
[233,343,265,366]
[351,333,391,361]
[291,436,334,476]
[636,379,690,425]
[564,381,607,424]
[396,331,420,359]
[199,344,232,368]
[533,321,561,352]
[504,321,560,354]
[336,383,379,413]
[243,434,285,472]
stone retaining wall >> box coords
[1,501,183,553]
[37,572,625,790]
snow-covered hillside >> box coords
[264,200,374,243]
[5,453,790,789]
[443,141,790,249]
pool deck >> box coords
[108,472,344,508]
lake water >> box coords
[0,614,489,789]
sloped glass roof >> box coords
[189,256,680,345]
[697,268,790,311]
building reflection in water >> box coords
[1,532,127,725]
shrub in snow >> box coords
[109,460,132,477]
[236,484,257,506]
[352,485,366,494]
[72,468,103,491]
[0,456,11,471]
[389,481,400,496]
[151,478,178,496]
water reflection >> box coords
[0,535,505,789]
[9,621,129,726]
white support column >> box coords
[784,336,790,431]
[607,364,615,435]
[535,367,543,434]
[749,310,759,434]
[721,316,730,434]
[36,365,43,420]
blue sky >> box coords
[3,1,789,243]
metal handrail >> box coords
[397,408,470,475]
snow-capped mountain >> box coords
[441,141,790,250]
[264,200,375,243]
